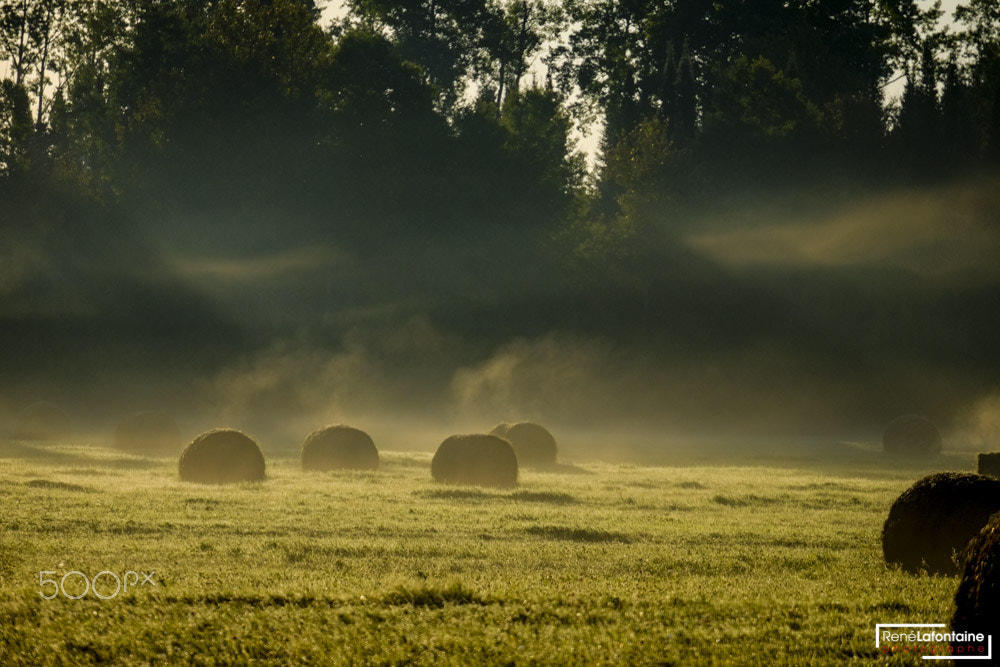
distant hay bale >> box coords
[978,453,1000,479]
[490,421,557,467]
[883,414,942,456]
[431,434,518,488]
[882,472,1000,574]
[301,425,379,471]
[13,402,72,440]
[952,513,1000,648]
[178,428,265,484]
[114,411,182,454]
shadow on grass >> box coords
[0,441,162,470]
[532,462,592,475]
[166,594,334,608]
[414,488,577,504]
[712,493,786,507]
[166,584,490,609]
[25,479,93,492]
[508,490,577,504]
[524,525,631,543]
[380,456,433,469]
[415,488,492,501]
[382,582,488,608]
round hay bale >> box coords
[883,414,942,456]
[178,428,265,484]
[13,402,72,440]
[979,453,1000,479]
[114,411,182,454]
[431,434,518,488]
[882,472,1000,574]
[490,421,557,467]
[301,425,379,471]
[952,513,1000,649]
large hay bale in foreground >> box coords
[882,472,1000,574]
[301,425,378,471]
[13,402,72,440]
[431,434,518,488]
[178,428,265,484]
[490,421,557,467]
[883,414,942,456]
[114,411,182,454]
[952,513,1000,649]
[979,453,1000,479]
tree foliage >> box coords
[0,0,997,308]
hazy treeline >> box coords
[1,0,999,442]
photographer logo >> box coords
[877,623,991,660]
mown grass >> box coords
[0,441,978,665]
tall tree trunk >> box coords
[496,58,506,110]
[512,1,529,93]
[14,0,30,86]
[35,6,52,125]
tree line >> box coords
[1,0,999,311]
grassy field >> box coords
[0,440,977,665]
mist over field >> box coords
[2,0,1000,455]
[3,175,999,450]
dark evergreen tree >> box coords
[672,40,696,145]
[0,78,32,173]
[656,40,675,123]
[940,56,977,168]
[894,40,944,176]
[955,0,1000,164]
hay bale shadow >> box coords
[0,442,87,463]
[413,489,576,505]
[415,489,492,501]
[524,525,631,543]
[531,461,591,475]
[382,583,488,608]
[0,442,162,469]
[508,490,577,504]
[25,479,92,492]
[882,472,1000,575]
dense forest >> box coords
[2,0,999,443]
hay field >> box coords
[0,441,973,665]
